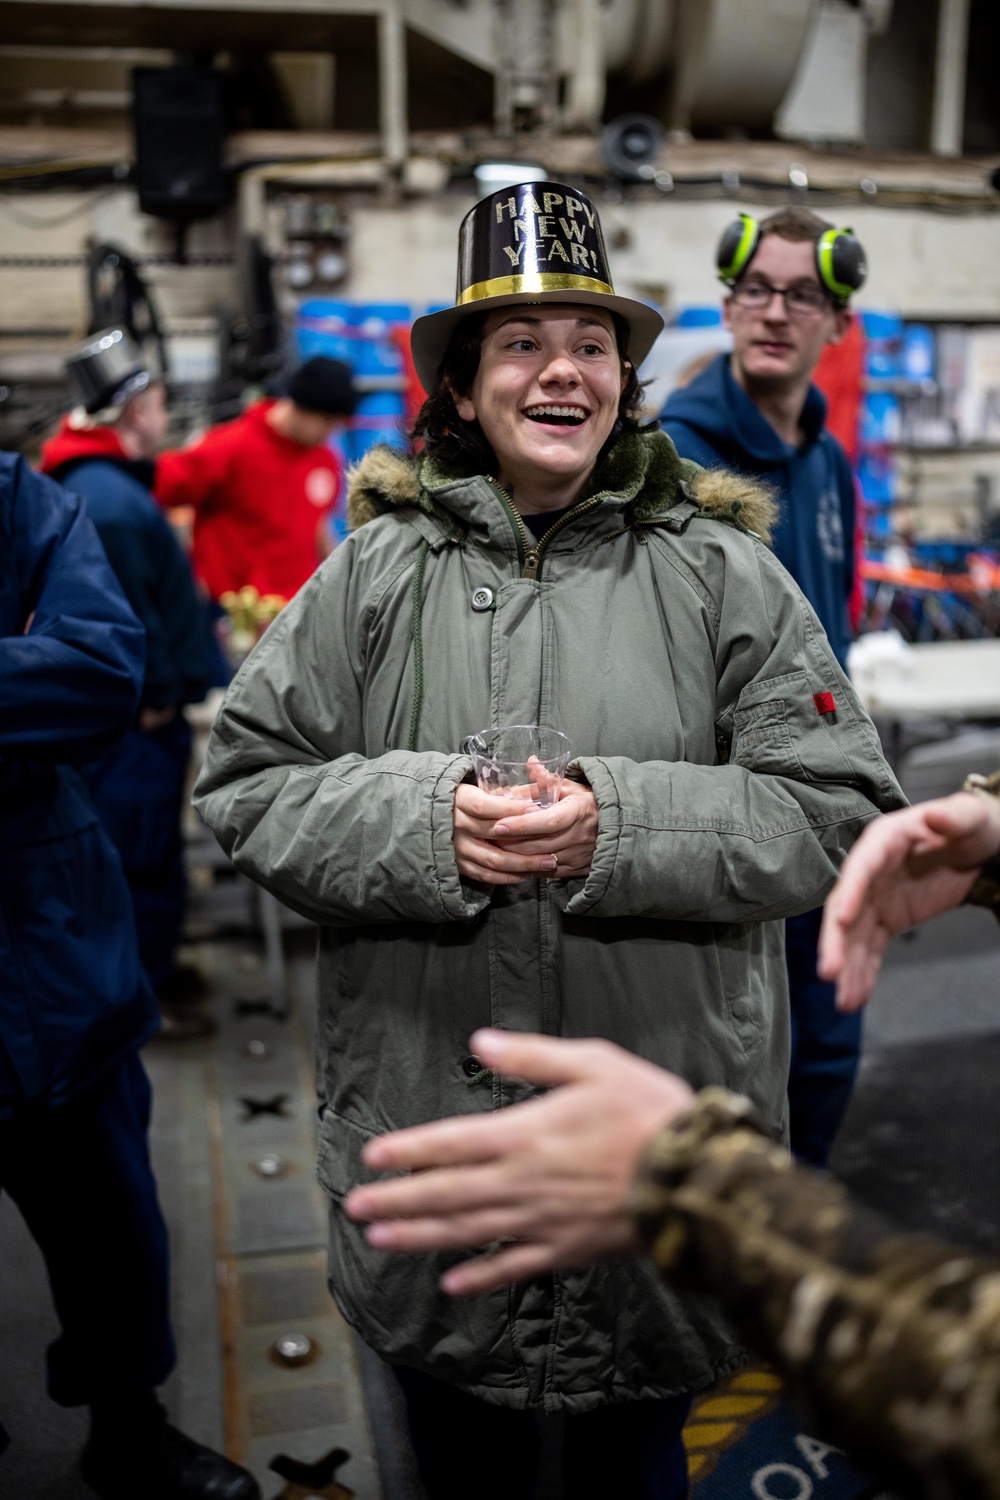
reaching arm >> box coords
[634,1092,1000,1500]
[345,1029,690,1286]
[818,775,1000,1010]
[348,1030,1000,1499]
[154,425,231,513]
[0,456,144,759]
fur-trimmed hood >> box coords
[346,428,776,545]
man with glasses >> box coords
[662,206,863,1169]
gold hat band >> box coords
[457,271,615,305]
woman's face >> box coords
[454,305,628,496]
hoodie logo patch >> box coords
[816,488,845,563]
[305,467,336,507]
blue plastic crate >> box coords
[675,307,723,328]
[860,391,901,446]
[861,310,903,379]
[857,450,897,503]
[295,299,357,364]
[902,324,935,384]
[294,299,412,376]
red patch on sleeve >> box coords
[813,692,836,716]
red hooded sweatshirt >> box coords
[39,419,131,477]
[154,400,341,601]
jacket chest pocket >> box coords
[733,696,802,779]
[731,668,856,784]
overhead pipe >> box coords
[930,0,970,157]
[563,0,606,131]
[378,0,409,169]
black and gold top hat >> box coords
[65,327,151,415]
[410,180,664,391]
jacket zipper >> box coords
[488,476,535,575]
[487,477,602,582]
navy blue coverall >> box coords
[662,354,861,1166]
[38,440,216,992]
[0,453,175,1416]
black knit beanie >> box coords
[287,357,357,416]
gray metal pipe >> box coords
[930,0,970,157]
[563,0,605,130]
[378,0,408,169]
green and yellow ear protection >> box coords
[716,213,867,302]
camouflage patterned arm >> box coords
[634,1089,1000,1500]
[964,769,1000,920]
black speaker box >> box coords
[601,113,666,184]
[132,67,228,220]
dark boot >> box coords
[82,1394,260,1500]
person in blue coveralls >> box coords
[0,452,259,1499]
[661,205,869,1166]
[39,328,218,1037]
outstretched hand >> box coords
[819,791,1000,1013]
[344,1029,693,1296]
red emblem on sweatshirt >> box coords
[813,692,836,716]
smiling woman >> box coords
[414,305,643,515]
[410,301,644,501]
[193,179,904,1500]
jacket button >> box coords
[471,587,494,612]
[462,1054,484,1078]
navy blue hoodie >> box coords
[0,454,156,1114]
[661,354,856,667]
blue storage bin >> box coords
[328,429,352,468]
[295,299,357,365]
[351,422,408,459]
[356,301,411,330]
[865,509,894,538]
[355,391,405,417]
[902,324,935,384]
[857,451,896,503]
[913,540,977,569]
[860,392,901,446]
[351,391,406,453]
[861,310,903,378]
[675,307,723,328]
[352,302,410,378]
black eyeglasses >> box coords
[730,278,832,317]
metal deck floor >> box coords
[2,902,1000,1500]
[0,935,383,1500]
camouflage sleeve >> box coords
[964,770,1000,921]
[633,1088,1000,1500]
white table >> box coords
[852,638,1000,720]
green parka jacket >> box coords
[194,427,904,1413]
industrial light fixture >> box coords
[474,162,547,198]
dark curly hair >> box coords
[410,308,645,477]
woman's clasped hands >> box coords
[452,778,599,885]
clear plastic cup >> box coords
[462,725,573,811]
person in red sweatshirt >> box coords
[155,358,356,601]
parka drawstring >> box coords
[406,538,430,752]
